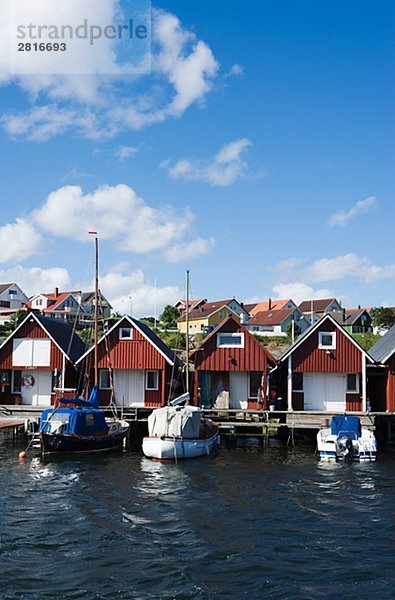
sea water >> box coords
[1,439,394,599]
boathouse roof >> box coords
[369,325,395,363]
[0,312,86,363]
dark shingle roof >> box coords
[369,325,395,363]
[299,298,338,312]
[33,313,87,363]
[331,309,371,326]
[132,318,182,367]
[0,283,13,294]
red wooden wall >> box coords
[292,320,362,373]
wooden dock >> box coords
[1,405,394,444]
[0,419,25,438]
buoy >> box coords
[18,451,28,460]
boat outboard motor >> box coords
[335,435,354,462]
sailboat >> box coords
[142,393,219,461]
[142,272,219,461]
[37,233,129,455]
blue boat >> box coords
[38,386,129,454]
[317,415,377,462]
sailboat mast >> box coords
[185,270,190,394]
[89,231,99,388]
[94,235,99,388]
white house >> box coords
[0,283,29,324]
[246,307,310,337]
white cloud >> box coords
[0,218,44,264]
[99,268,180,316]
[165,237,216,263]
[0,183,211,263]
[225,64,244,78]
[273,258,303,271]
[162,138,253,187]
[0,7,220,140]
[305,253,395,283]
[328,196,377,227]
[115,145,139,159]
[272,282,334,305]
[0,265,71,296]
[1,105,100,142]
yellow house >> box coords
[177,299,249,334]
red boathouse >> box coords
[0,312,86,406]
[190,316,276,409]
[279,313,374,412]
[77,315,183,408]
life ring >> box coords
[21,375,35,388]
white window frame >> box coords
[119,327,133,340]
[346,373,359,393]
[146,370,159,391]
[318,331,336,350]
[216,332,245,349]
[99,369,111,390]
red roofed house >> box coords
[190,316,276,409]
[246,307,310,337]
[28,288,85,324]
[248,298,296,316]
[279,313,374,412]
[76,315,182,408]
[28,288,112,326]
[174,298,206,314]
[0,312,86,406]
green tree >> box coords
[160,305,180,329]
[372,307,395,331]
[285,320,301,340]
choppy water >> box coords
[1,437,395,600]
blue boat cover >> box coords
[331,415,361,439]
[59,385,100,408]
[39,406,109,436]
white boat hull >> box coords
[317,427,377,462]
[142,431,219,461]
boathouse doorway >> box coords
[20,369,52,406]
[304,373,346,411]
[113,369,145,407]
[229,372,248,409]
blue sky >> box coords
[0,0,393,315]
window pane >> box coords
[321,334,333,346]
[146,371,158,390]
[120,327,132,339]
[249,372,261,397]
[218,334,243,347]
[293,372,303,391]
[347,374,357,391]
[12,370,21,393]
[99,370,111,389]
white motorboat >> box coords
[317,415,377,462]
[142,400,219,461]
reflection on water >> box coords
[1,440,395,599]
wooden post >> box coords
[362,353,367,412]
[287,355,293,411]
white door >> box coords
[21,370,52,406]
[304,373,346,411]
[229,372,248,409]
[113,370,145,407]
